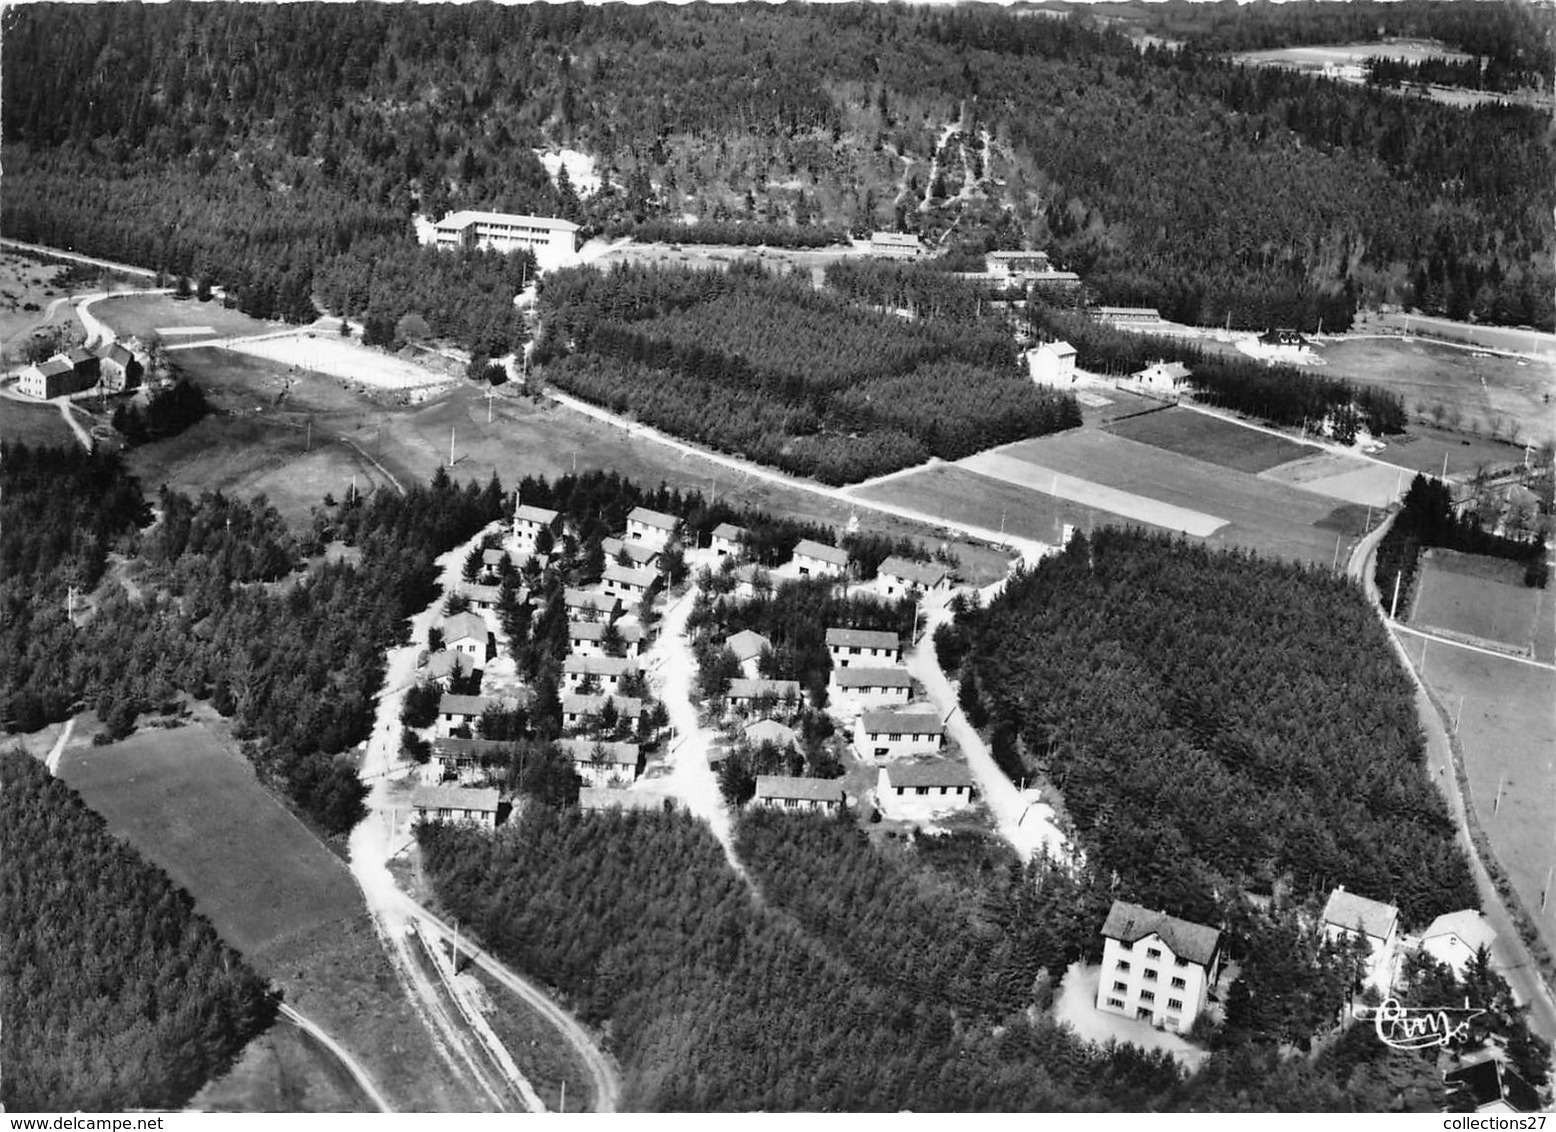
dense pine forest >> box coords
[1,752,279,1111]
[3,2,1550,339]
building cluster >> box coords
[16,342,144,400]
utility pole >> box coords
[1332,533,1342,571]
[306,417,311,452]
[1493,772,1505,815]
[450,425,456,467]
[1389,573,1402,620]
[1453,694,1465,733]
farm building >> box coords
[745,718,798,750]
[726,629,771,676]
[753,776,846,813]
[875,759,974,821]
[16,357,88,399]
[727,678,802,713]
[826,627,901,667]
[1096,900,1223,1035]
[558,738,644,788]
[429,210,579,266]
[1026,341,1078,387]
[422,649,476,688]
[1129,360,1191,397]
[564,588,619,623]
[567,620,643,658]
[562,654,640,693]
[869,231,925,259]
[1417,910,1497,978]
[578,787,677,813]
[876,556,950,598]
[626,506,679,548]
[1095,306,1162,325]
[829,666,913,708]
[561,693,643,731]
[856,709,943,761]
[1322,886,1401,994]
[711,523,748,557]
[411,785,502,829]
[601,536,661,569]
[98,343,143,392]
[1443,1058,1543,1114]
[513,502,560,547]
[443,611,491,660]
[792,539,848,579]
[603,561,657,601]
[436,693,492,738]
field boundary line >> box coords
[1390,623,1555,671]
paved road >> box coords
[0,238,159,279]
[279,1004,394,1113]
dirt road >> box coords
[278,1004,394,1113]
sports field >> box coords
[1411,549,1552,662]
[93,292,283,345]
[1107,406,1318,473]
[225,333,452,392]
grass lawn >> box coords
[94,292,284,345]
[1106,405,1320,473]
[465,962,595,1112]
[1411,549,1550,661]
[193,1017,372,1113]
[1395,633,1556,946]
[0,398,77,447]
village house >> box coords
[1322,886,1401,995]
[744,718,798,751]
[564,587,620,623]
[558,738,644,788]
[603,561,657,602]
[436,693,491,738]
[460,582,504,613]
[726,629,771,677]
[1096,900,1224,1035]
[1026,341,1078,387]
[601,536,661,570]
[875,758,975,820]
[442,611,491,661]
[16,357,85,400]
[567,620,643,658]
[562,654,640,694]
[1443,1058,1543,1114]
[711,522,748,557]
[730,562,767,598]
[829,666,913,708]
[411,784,502,829]
[561,693,643,732]
[513,502,560,549]
[1417,910,1497,978]
[792,539,848,579]
[868,231,925,259]
[856,708,944,761]
[66,346,100,385]
[876,556,950,599]
[753,775,846,813]
[422,649,476,689]
[578,786,677,813]
[1129,360,1191,398]
[98,342,143,393]
[429,737,513,783]
[826,627,901,667]
[481,547,509,574]
[626,505,679,548]
[727,678,802,714]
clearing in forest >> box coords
[1409,549,1551,661]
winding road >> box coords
[278,1005,394,1113]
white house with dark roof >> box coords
[562,654,639,693]
[561,694,643,731]
[411,784,502,828]
[1097,900,1223,1034]
[1130,360,1191,398]
[727,678,802,714]
[564,588,619,624]
[626,506,679,548]
[98,342,144,393]
[1321,886,1401,994]
[711,522,748,557]
[558,738,643,788]
[826,627,901,667]
[744,718,797,750]
[602,536,661,570]
[567,620,643,658]
[603,561,657,602]
[512,502,560,548]
[726,629,771,677]
[792,539,848,579]
[869,231,925,259]
[429,737,512,783]
[857,708,943,761]
[829,666,912,708]
[753,775,846,813]
[460,582,504,613]
[431,210,579,265]
[423,649,476,689]
[443,611,491,660]
[877,557,951,599]
[436,693,492,738]
[876,758,974,820]
[1418,910,1497,978]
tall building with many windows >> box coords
[1096,900,1223,1034]
[429,211,579,267]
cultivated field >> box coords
[225,332,453,392]
[1257,451,1408,508]
[1411,549,1552,662]
[93,292,284,345]
[1106,406,1319,473]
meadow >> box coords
[1106,405,1319,473]
[1410,549,1551,661]
[93,291,284,345]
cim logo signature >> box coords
[1351,998,1485,1050]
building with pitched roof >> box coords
[1130,360,1191,398]
[513,502,560,548]
[564,588,619,624]
[411,784,502,828]
[726,629,771,677]
[1097,900,1223,1034]
[876,557,950,599]
[792,539,848,578]
[1322,886,1401,994]
[876,759,974,820]
[16,357,87,400]
[626,506,679,548]
[562,654,639,693]
[857,708,943,761]
[423,649,477,689]
[561,693,643,732]
[1418,910,1497,978]
[1444,1057,1543,1114]
[711,522,748,557]
[727,678,802,713]
[869,231,925,259]
[1027,340,1078,387]
[443,611,491,660]
[601,536,661,569]
[753,775,846,813]
[828,666,913,708]
[603,561,657,601]
[744,718,798,750]
[567,620,643,658]
[98,342,144,393]
[826,627,901,667]
[431,210,579,265]
[557,738,643,788]
[436,693,492,738]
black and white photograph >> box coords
[1,0,1553,1116]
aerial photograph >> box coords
[2,0,1553,1117]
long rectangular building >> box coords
[431,211,580,263]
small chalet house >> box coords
[98,343,144,393]
[443,611,491,661]
[481,547,509,574]
[602,536,661,570]
[876,557,950,599]
[1131,360,1190,398]
[711,523,748,557]
[727,678,802,714]
[423,649,476,689]
[876,759,974,821]
[429,737,512,783]
[626,506,679,548]
[829,666,913,709]
[512,502,560,549]
[753,775,846,813]
[567,620,643,658]
[744,718,797,751]
[564,588,619,624]
[857,708,943,761]
[726,629,771,677]
[1321,886,1401,995]
[562,693,643,732]
[1027,341,1077,387]
[603,561,656,602]
[460,582,503,613]
[436,693,491,738]
[1444,1058,1543,1114]
[1418,910,1497,978]
[826,627,901,668]
[562,654,639,694]
[1097,900,1223,1035]
[558,738,644,788]
[411,784,502,829]
[791,539,848,579]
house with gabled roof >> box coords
[857,708,943,761]
[562,653,640,693]
[436,693,492,738]
[443,611,491,660]
[877,556,950,599]
[564,588,619,624]
[826,627,900,668]
[567,620,643,658]
[603,561,657,601]
[562,693,644,732]
[727,678,802,714]
[557,738,644,788]
[602,536,661,570]
[460,582,504,613]
[16,357,83,400]
[423,649,477,689]
[829,666,912,708]
[98,342,143,393]
[876,758,974,820]
[753,775,846,813]
[711,522,748,557]
[1322,886,1401,994]
[1418,910,1497,978]
[513,502,560,548]
[429,737,513,783]
[411,784,502,829]
[744,718,797,750]
[1097,900,1223,1034]
[792,539,848,579]
[1444,1057,1544,1114]
[726,629,771,677]
[626,506,679,548]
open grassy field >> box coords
[1411,549,1553,662]
[193,1017,372,1113]
[1370,424,1530,480]
[1106,405,1319,473]
[94,292,284,345]
[1257,451,1408,507]
[227,332,454,392]
[0,398,77,447]
[1396,633,1556,945]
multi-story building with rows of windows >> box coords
[1096,900,1223,1035]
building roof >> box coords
[564,587,619,611]
[436,210,580,233]
[67,346,96,365]
[832,666,913,690]
[712,522,748,541]
[826,627,899,651]
[461,583,503,605]
[1421,910,1497,955]
[1138,361,1191,382]
[726,629,771,663]
[603,562,657,589]
[411,784,501,812]
[443,611,488,643]
[861,709,943,736]
[882,758,973,790]
[438,693,491,717]
[1101,900,1222,967]
[577,787,676,812]
[1031,340,1076,358]
[601,537,661,566]
[514,503,559,525]
[563,654,639,677]
[870,231,922,248]
[1444,1058,1542,1113]
[728,678,801,700]
[568,620,642,643]
[1096,306,1162,318]
[558,738,641,766]
[482,548,508,566]
[561,693,643,718]
[626,505,679,531]
[431,737,514,758]
[101,342,137,366]
[755,775,845,803]
[878,556,948,587]
[792,539,848,567]
[1322,887,1399,941]
[425,650,476,681]
[36,358,73,377]
[744,718,798,747]
[988,250,1051,264]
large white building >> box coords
[626,506,680,549]
[829,666,913,709]
[1026,341,1078,387]
[856,708,943,761]
[826,627,901,668]
[869,231,925,259]
[430,211,580,268]
[1097,900,1223,1035]
[875,759,974,820]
